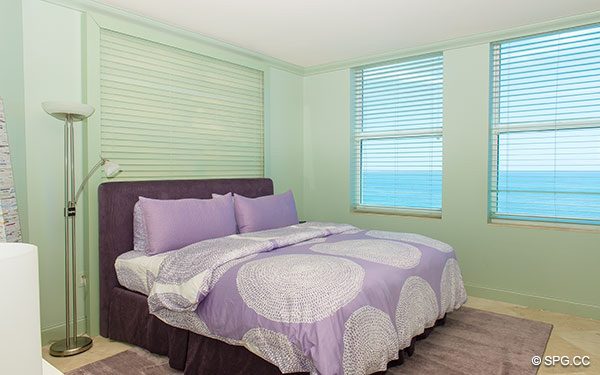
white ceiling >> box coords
[95,0,600,67]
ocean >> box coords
[360,171,600,221]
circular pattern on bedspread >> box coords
[242,328,316,373]
[237,254,364,323]
[310,240,421,269]
[395,276,439,348]
[342,306,399,375]
[440,258,467,316]
[210,254,257,289]
[365,230,454,253]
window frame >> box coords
[351,53,444,217]
[488,24,600,227]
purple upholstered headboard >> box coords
[98,178,274,336]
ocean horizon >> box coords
[360,170,600,220]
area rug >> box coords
[67,307,552,375]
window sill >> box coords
[489,218,600,233]
[352,206,442,219]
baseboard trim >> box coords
[465,283,600,320]
[41,317,87,345]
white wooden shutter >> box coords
[99,29,264,180]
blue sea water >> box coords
[361,171,442,210]
[360,171,600,221]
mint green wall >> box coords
[0,0,29,241]
[302,45,600,320]
[266,67,304,217]
[21,0,87,342]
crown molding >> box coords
[42,0,305,75]
[303,11,600,75]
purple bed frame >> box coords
[98,178,443,374]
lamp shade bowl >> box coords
[42,101,95,122]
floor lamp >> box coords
[42,102,120,357]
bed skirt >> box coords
[107,287,189,370]
[105,286,446,375]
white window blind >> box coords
[352,54,443,213]
[490,24,600,225]
[99,29,264,180]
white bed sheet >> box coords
[115,251,168,295]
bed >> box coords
[99,178,467,375]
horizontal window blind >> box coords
[490,23,600,225]
[100,29,264,180]
[353,54,443,212]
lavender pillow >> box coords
[135,194,237,255]
[233,190,299,234]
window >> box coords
[352,54,443,214]
[490,24,600,225]
[100,29,264,180]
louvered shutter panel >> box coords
[100,29,264,180]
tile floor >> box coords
[42,296,600,374]
[42,336,131,373]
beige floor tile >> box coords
[42,336,131,373]
[558,331,600,356]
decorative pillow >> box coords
[233,190,299,234]
[135,194,237,255]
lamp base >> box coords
[49,336,93,357]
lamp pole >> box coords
[42,101,120,357]
[50,111,93,357]
[63,114,71,350]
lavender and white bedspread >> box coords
[116,222,467,375]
